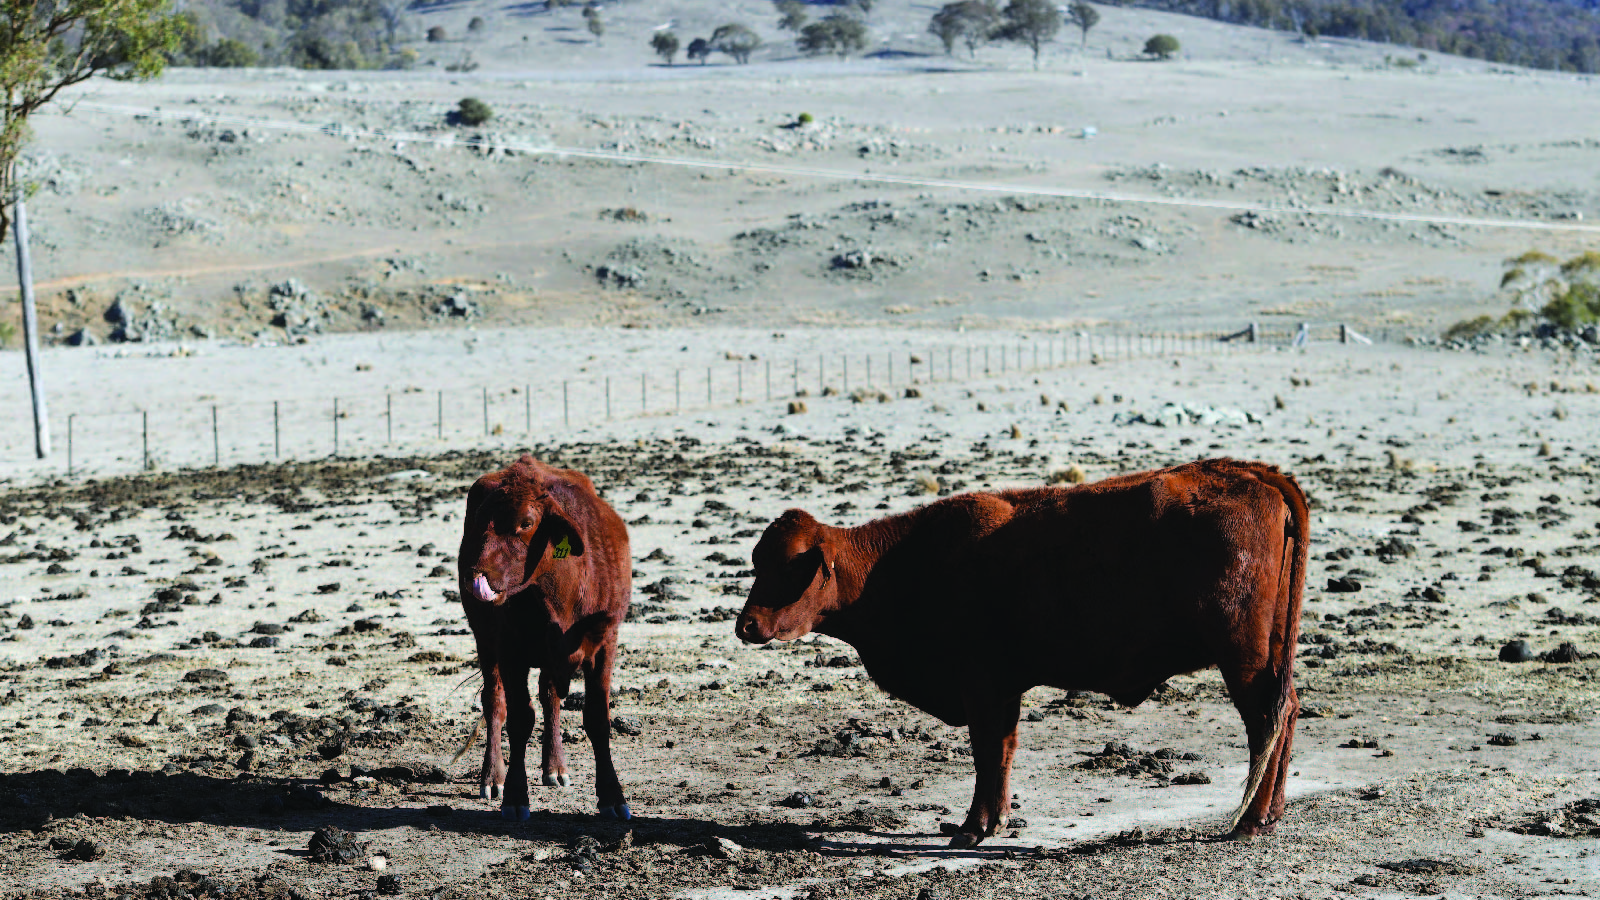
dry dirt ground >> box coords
[2,336,1599,898]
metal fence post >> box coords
[387,393,393,444]
[272,402,278,458]
[437,391,443,439]
[66,415,73,475]
[212,405,219,466]
[333,398,339,457]
[143,410,150,470]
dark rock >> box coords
[779,791,815,808]
[61,839,103,861]
[1499,640,1536,663]
[376,874,401,895]
[1326,577,1362,593]
[612,715,643,736]
[182,668,229,684]
[1541,642,1583,663]
[308,825,368,864]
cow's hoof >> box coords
[542,773,572,787]
[598,803,632,821]
[946,831,982,849]
[480,784,503,801]
[1223,820,1276,841]
[500,804,531,822]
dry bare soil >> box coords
[2,337,1600,899]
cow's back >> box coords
[841,460,1294,717]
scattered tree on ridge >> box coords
[711,23,762,63]
[1144,33,1179,58]
[775,0,808,32]
[993,0,1061,69]
[928,1,999,57]
[687,36,712,64]
[798,13,870,57]
[651,30,680,65]
[1068,1,1100,47]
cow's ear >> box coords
[538,495,585,558]
[814,539,836,586]
[465,480,488,523]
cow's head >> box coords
[459,455,584,605]
[736,509,840,644]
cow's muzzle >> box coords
[735,612,774,645]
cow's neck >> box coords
[813,514,916,647]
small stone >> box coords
[376,874,402,895]
[1326,577,1362,593]
[708,836,743,859]
[779,791,814,808]
[611,715,643,736]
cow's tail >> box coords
[448,716,484,768]
[1227,463,1310,833]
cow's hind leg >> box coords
[537,669,570,788]
[583,635,630,819]
[478,662,508,800]
[943,691,1020,848]
[499,661,536,821]
[1218,659,1298,839]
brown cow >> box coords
[736,458,1308,846]
[458,454,632,820]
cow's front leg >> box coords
[538,669,570,787]
[478,662,508,800]
[499,662,535,821]
[946,691,1021,848]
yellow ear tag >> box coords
[552,535,572,560]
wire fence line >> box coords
[36,324,1365,477]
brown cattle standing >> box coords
[458,455,632,820]
[736,458,1307,846]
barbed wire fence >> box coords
[39,322,1372,477]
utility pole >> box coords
[14,181,49,459]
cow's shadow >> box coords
[0,767,1050,861]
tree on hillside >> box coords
[1144,33,1179,58]
[687,36,712,64]
[1068,1,1100,47]
[775,0,808,32]
[651,30,680,65]
[583,4,604,43]
[994,0,1061,68]
[711,23,761,63]
[797,13,869,57]
[928,1,999,57]
[2,0,185,242]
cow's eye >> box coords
[519,518,535,532]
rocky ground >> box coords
[2,335,1599,897]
